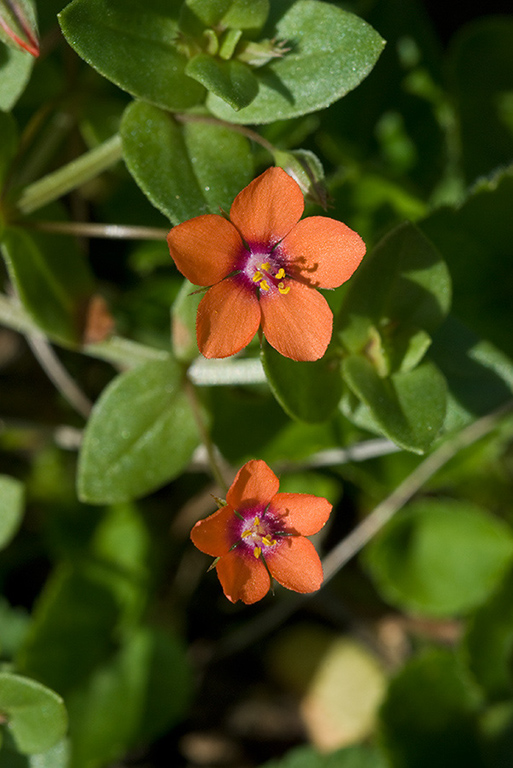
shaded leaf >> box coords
[337,222,451,376]
[380,648,484,768]
[262,343,342,424]
[185,54,258,110]
[1,226,94,345]
[365,498,513,617]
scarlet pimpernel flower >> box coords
[190,459,332,605]
[167,167,365,362]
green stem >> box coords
[184,378,229,493]
[16,134,123,215]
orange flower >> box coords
[190,459,332,604]
[167,167,365,362]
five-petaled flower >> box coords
[167,167,365,362]
[190,459,332,604]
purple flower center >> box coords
[234,243,290,297]
[231,504,285,560]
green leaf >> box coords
[342,355,447,453]
[430,316,513,431]
[0,42,35,110]
[58,0,204,111]
[0,738,70,768]
[0,0,38,56]
[464,567,513,699]
[421,165,513,358]
[447,18,513,184]
[207,0,385,124]
[171,278,203,362]
[185,55,258,110]
[222,0,269,32]
[0,673,67,755]
[1,226,94,345]
[0,599,30,659]
[0,111,18,189]
[263,743,387,768]
[380,648,484,768]
[16,562,122,695]
[365,498,513,617]
[121,101,253,224]
[78,357,200,504]
[66,627,191,768]
[0,475,24,549]
[179,0,232,34]
[262,343,342,423]
[337,222,451,376]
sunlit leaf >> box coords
[78,357,200,503]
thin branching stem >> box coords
[26,332,93,419]
[23,220,169,240]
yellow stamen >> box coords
[260,280,270,291]
[242,529,251,538]
[252,271,263,283]
[260,262,270,271]
[253,546,262,559]
[254,517,260,526]
[262,534,276,547]
[278,282,290,295]
[275,268,285,279]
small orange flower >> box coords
[190,459,332,605]
[167,167,365,362]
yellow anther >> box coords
[260,262,270,271]
[260,280,270,291]
[275,268,285,279]
[278,282,290,295]
[262,534,276,547]
[253,546,262,559]
[242,529,251,538]
[254,517,260,526]
[252,271,263,283]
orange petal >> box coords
[280,216,366,288]
[167,215,243,286]
[227,459,280,512]
[196,278,260,358]
[268,537,323,593]
[190,505,237,557]
[230,167,304,246]
[216,549,271,604]
[271,493,332,536]
[260,280,333,361]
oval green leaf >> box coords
[0,672,67,755]
[207,0,385,124]
[58,0,204,111]
[121,101,253,224]
[78,357,201,503]
[342,355,447,453]
[0,475,24,549]
[365,498,513,617]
